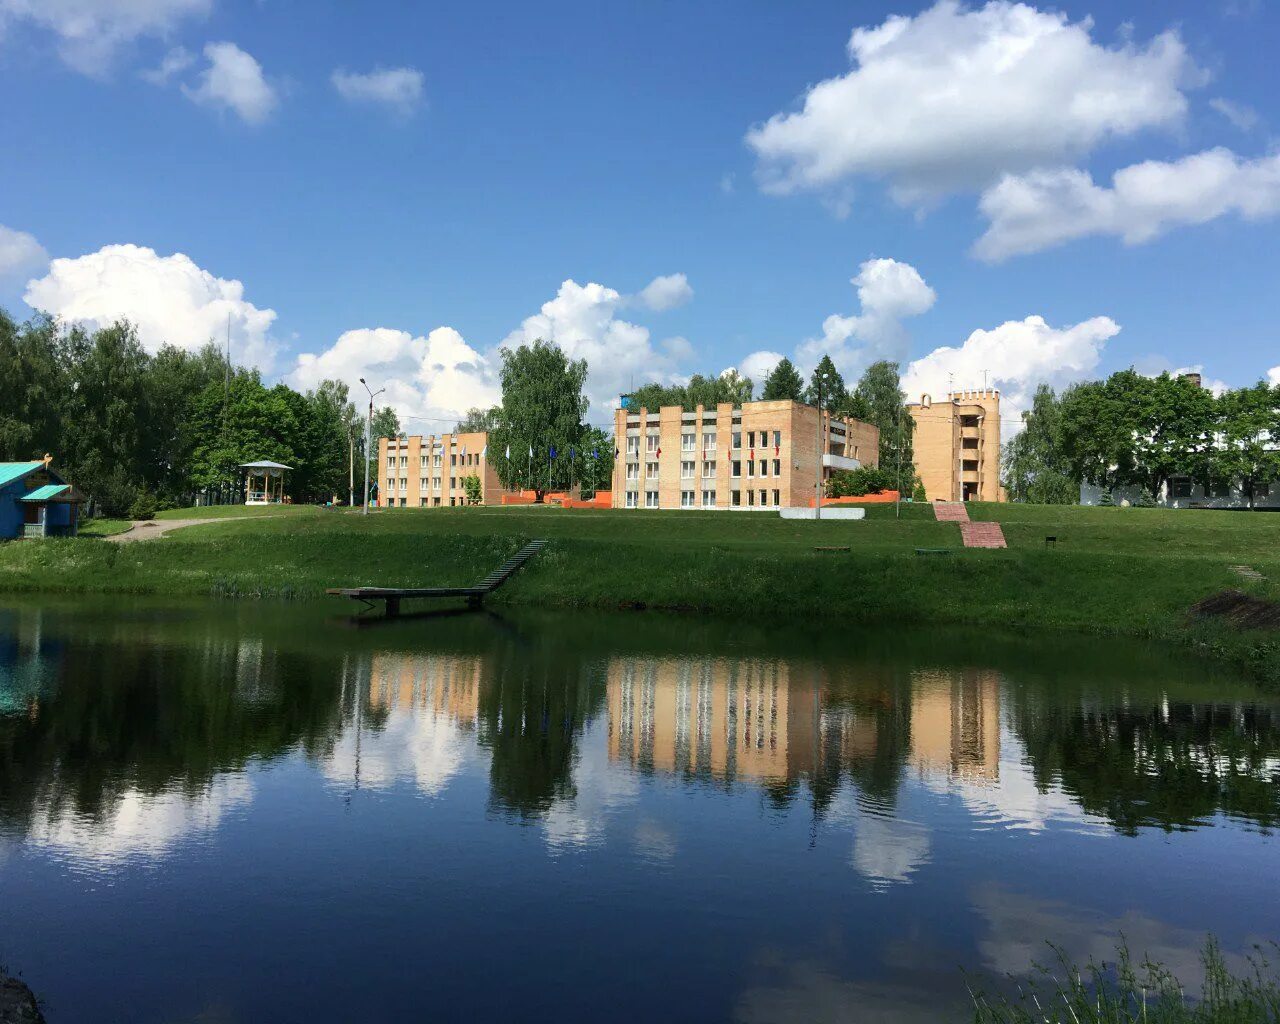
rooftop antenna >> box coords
[947,371,954,397]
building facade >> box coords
[610,399,879,511]
[906,389,1002,503]
[377,432,502,507]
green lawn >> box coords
[2,501,1276,682]
[77,517,133,537]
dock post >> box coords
[386,597,400,617]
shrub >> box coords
[912,481,927,503]
[462,474,483,506]
[127,491,157,521]
[1098,489,1115,507]
[827,466,896,498]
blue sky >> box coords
[1,0,1277,432]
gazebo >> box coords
[241,461,292,505]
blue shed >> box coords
[0,461,85,540]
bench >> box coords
[914,547,952,556]
[813,545,851,552]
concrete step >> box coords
[960,522,1007,548]
[932,502,970,523]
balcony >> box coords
[822,452,862,472]
[960,426,982,441]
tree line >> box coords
[1003,370,1280,506]
[0,309,402,516]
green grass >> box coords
[77,518,133,537]
[2,501,1277,682]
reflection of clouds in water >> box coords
[973,883,1254,988]
[633,818,677,863]
[922,728,1109,835]
[322,709,468,797]
[828,791,930,888]
[28,773,253,863]
[543,726,639,852]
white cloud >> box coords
[798,257,936,378]
[902,314,1119,422]
[332,66,425,115]
[502,279,686,409]
[24,242,280,370]
[289,325,498,425]
[1210,97,1259,132]
[183,41,278,124]
[0,224,48,278]
[975,148,1280,260]
[746,0,1200,203]
[737,349,785,384]
[140,44,194,85]
[1266,366,1280,386]
[0,0,210,75]
[634,272,693,312]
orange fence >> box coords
[499,490,611,509]
[808,490,901,507]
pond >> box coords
[1,599,1278,1023]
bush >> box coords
[127,491,157,521]
[92,467,143,518]
[1099,489,1115,507]
[827,466,896,498]
[912,481,927,503]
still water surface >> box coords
[1,600,1279,1023]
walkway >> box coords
[931,502,1007,549]
[106,517,261,543]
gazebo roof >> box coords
[240,460,292,470]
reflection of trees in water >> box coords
[0,632,347,833]
[1010,698,1280,834]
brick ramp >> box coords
[960,521,1007,549]
[932,502,970,523]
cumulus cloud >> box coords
[797,257,936,377]
[746,0,1200,203]
[975,148,1280,260]
[140,44,194,85]
[183,41,278,124]
[1267,366,1280,386]
[332,66,425,115]
[737,349,785,384]
[0,0,211,75]
[502,279,686,408]
[634,272,693,312]
[902,314,1120,423]
[0,224,48,278]
[1210,97,1259,132]
[24,243,280,370]
[289,325,498,425]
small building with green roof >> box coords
[0,458,85,539]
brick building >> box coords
[906,389,1002,503]
[377,432,502,507]
[611,399,879,510]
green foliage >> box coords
[760,357,804,401]
[462,474,483,505]
[803,354,848,412]
[576,424,613,498]
[456,406,502,433]
[1098,489,1115,506]
[827,466,896,497]
[127,491,158,521]
[971,938,1280,1023]
[626,370,753,411]
[912,481,927,503]
[852,360,915,482]
[1002,384,1079,504]
[487,339,589,500]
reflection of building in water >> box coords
[909,669,1000,783]
[607,658,818,783]
[367,653,482,726]
[0,609,61,717]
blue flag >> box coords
[569,446,576,462]
[549,446,557,460]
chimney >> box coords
[1180,371,1203,389]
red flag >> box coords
[775,444,780,456]
[749,448,754,461]
[656,447,662,458]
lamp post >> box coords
[815,372,829,521]
[360,377,385,516]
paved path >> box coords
[106,517,259,543]
[931,501,1008,548]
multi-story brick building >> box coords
[906,389,1002,503]
[610,399,879,510]
[376,432,502,507]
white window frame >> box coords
[625,491,638,508]
[681,433,696,452]
[703,460,716,479]
[626,463,639,480]
[702,490,716,508]
[681,460,694,479]
[681,490,695,508]
[645,490,659,509]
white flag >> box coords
[505,444,510,460]
[480,444,487,458]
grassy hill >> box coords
[1,501,1276,682]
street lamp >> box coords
[360,377,385,517]
[815,372,829,521]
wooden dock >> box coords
[326,539,547,616]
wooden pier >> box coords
[326,539,547,616]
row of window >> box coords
[623,489,782,509]
[385,497,469,507]
[623,459,785,481]
[387,453,482,471]
[390,477,465,492]
[625,430,785,454]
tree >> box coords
[456,406,502,433]
[626,370,754,412]
[486,340,588,502]
[0,311,68,462]
[1001,384,1077,504]
[851,361,914,488]
[1214,381,1280,509]
[577,424,613,498]
[827,466,895,497]
[761,358,804,401]
[803,355,848,412]
[462,474,483,505]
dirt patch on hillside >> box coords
[1190,590,1280,630]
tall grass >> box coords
[971,939,1280,1023]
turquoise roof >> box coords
[21,484,70,502]
[0,462,45,488]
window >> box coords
[702,431,716,450]
[450,477,456,489]
[400,498,406,507]
[772,489,780,506]
[626,463,639,480]
[399,478,407,493]
[646,461,659,477]
[420,456,428,470]
[646,434,660,453]
[625,491,637,508]
[759,490,767,506]
[1210,481,1232,498]
[747,431,756,448]
[386,458,395,471]
[759,460,769,478]
[732,431,742,449]
[703,461,716,479]
[626,436,639,454]
[645,490,659,508]
[681,490,695,508]
[681,461,694,479]
[433,478,441,491]
[433,454,441,468]
[773,430,781,447]
[746,460,754,478]
[731,490,741,507]
[773,459,781,477]
[420,478,428,492]
[400,456,408,468]
[1170,478,1192,498]
[451,454,457,467]
[702,490,716,507]
[419,498,426,507]
[681,433,695,452]
[747,490,755,506]
[731,460,741,478]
